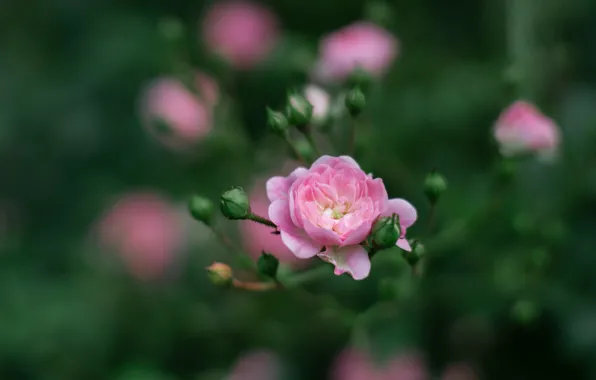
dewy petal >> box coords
[268,200,296,232]
[280,231,321,259]
[266,176,289,202]
[319,245,371,280]
[303,219,342,246]
[384,198,417,228]
[397,238,412,251]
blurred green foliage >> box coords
[2,0,596,379]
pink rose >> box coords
[226,350,281,380]
[97,192,184,280]
[140,73,218,150]
[331,349,428,380]
[494,100,560,159]
[314,22,398,82]
[267,156,416,280]
[240,179,306,266]
[201,0,280,70]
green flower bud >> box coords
[285,92,313,127]
[220,186,250,220]
[371,214,400,249]
[188,195,214,225]
[257,252,279,279]
[344,86,366,117]
[266,107,289,135]
[206,262,233,287]
[424,171,447,205]
[403,240,425,267]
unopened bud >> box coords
[344,86,366,117]
[220,187,250,220]
[285,92,313,127]
[188,195,214,225]
[403,240,425,267]
[257,252,279,279]
[371,214,400,249]
[206,262,233,286]
[424,171,447,205]
[266,107,289,135]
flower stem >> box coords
[348,117,357,155]
[210,226,257,272]
[247,213,277,228]
[232,279,278,291]
[283,133,309,165]
[304,129,321,157]
[426,203,436,236]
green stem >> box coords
[304,130,321,157]
[210,226,257,272]
[426,203,436,237]
[247,213,277,228]
[283,133,309,165]
[348,117,357,155]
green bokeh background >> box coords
[2,0,596,378]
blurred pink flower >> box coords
[226,350,281,380]
[314,22,398,82]
[267,155,416,280]
[304,84,331,125]
[202,0,280,70]
[97,192,184,280]
[494,100,560,159]
[331,348,428,380]
[141,73,218,150]
[332,348,477,380]
[240,179,304,266]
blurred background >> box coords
[2,0,596,378]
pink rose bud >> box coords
[226,350,281,380]
[314,22,398,83]
[201,0,280,70]
[267,155,417,280]
[97,192,184,280]
[304,85,331,125]
[140,73,218,150]
[494,100,560,160]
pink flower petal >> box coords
[280,231,321,259]
[384,198,417,228]
[319,245,371,280]
[397,238,412,251]
[340,220,373,246]
[266,176,289,202]
[268,200,296,232]
[312,155,361,169]
[303,219,343,246]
